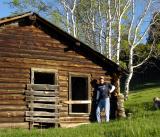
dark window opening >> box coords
[34,72,55,85]
[71,76,89,113]
[72,104,88,113]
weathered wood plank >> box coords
[0,118,24,123]
[26,117,59,123]
[28,103,61,109]
[0,111,25,117]
[0,105,26,111]
[0,123,28,128]
[0,56,101,69]
[0,12,32,24]
[26,96,59,102]
[0,95,25,100]
[0,100,26,105]
[26,111,59,117]
[0,90,24,94]
[60,116,90,121]
[25,90,59,97]
[27,84,59,91]
[63,100,91,104]
[0,78,29,83]
[0,68,29,73]
[0,83,26,89]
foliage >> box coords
[147,12,160,44]
[6,0,160,94]
[0,87,160,137]
[7,0,63,27]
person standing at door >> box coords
[96,76,115,123]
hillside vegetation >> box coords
[0,86,160,137]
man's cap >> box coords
[99,76,104,79]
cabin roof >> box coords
[0,12,125,75]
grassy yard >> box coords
[0,86,160,137]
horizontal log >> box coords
[0,59,106,75]
[25,90,59,97]
[26,111,59,117]
[26,96,59,102]
[0,117,24,123]
[61,113,90,117]
[60,119,90,123]
[0,105,26,111]
[0,78,29,84]
[0,122,28,128]
[0,95,25,100]
[0,111,25,117]
[25,117,59,123]
[27,84,59,91]
[0,83,26,89]
[0,51,72,62]
[0,46,95,65]
[0,57,99,71]
[0,67,29,73]
[59,92,68,97]
[60,116,90,121]
[63,100,91,104]
[0,90,24,94]
[28,103,61,109]
[0,73,29,79]
[60,122,90,128]
[0,52,103,71]
[0,100,26,105]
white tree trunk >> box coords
[61,0,71,34]
[71,12,77,37]
[116,0,130,65]
[124,0,153,97]
[61,0,77,37]
[71,0,77,38]
[66,12,70,34]
[98,0,103,54]
[107,0,112,60]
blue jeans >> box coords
[96,98,110,122]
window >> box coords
[69,73,91,114]
[34,72,55,85]
[31,68,57,85]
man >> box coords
[96,76,115,123]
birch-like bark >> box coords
[71,0,77,37]
[116,0,130,65]
[61,0,77,37]
[61,0,71,34]
[86,0,97,49]
[98,0,103,54]
[107,0,112,60]
[124,0,154,98]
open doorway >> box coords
[69,73,90,114]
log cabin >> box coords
[0,12,124,128]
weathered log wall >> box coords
[0,24,113,128]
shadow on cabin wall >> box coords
[90,79,98,122]
[89,79,118,122]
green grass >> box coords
[0,86,160,137]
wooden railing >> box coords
[25,84,60,129]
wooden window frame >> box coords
[68,72,91,115]
[31,68,58,85]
